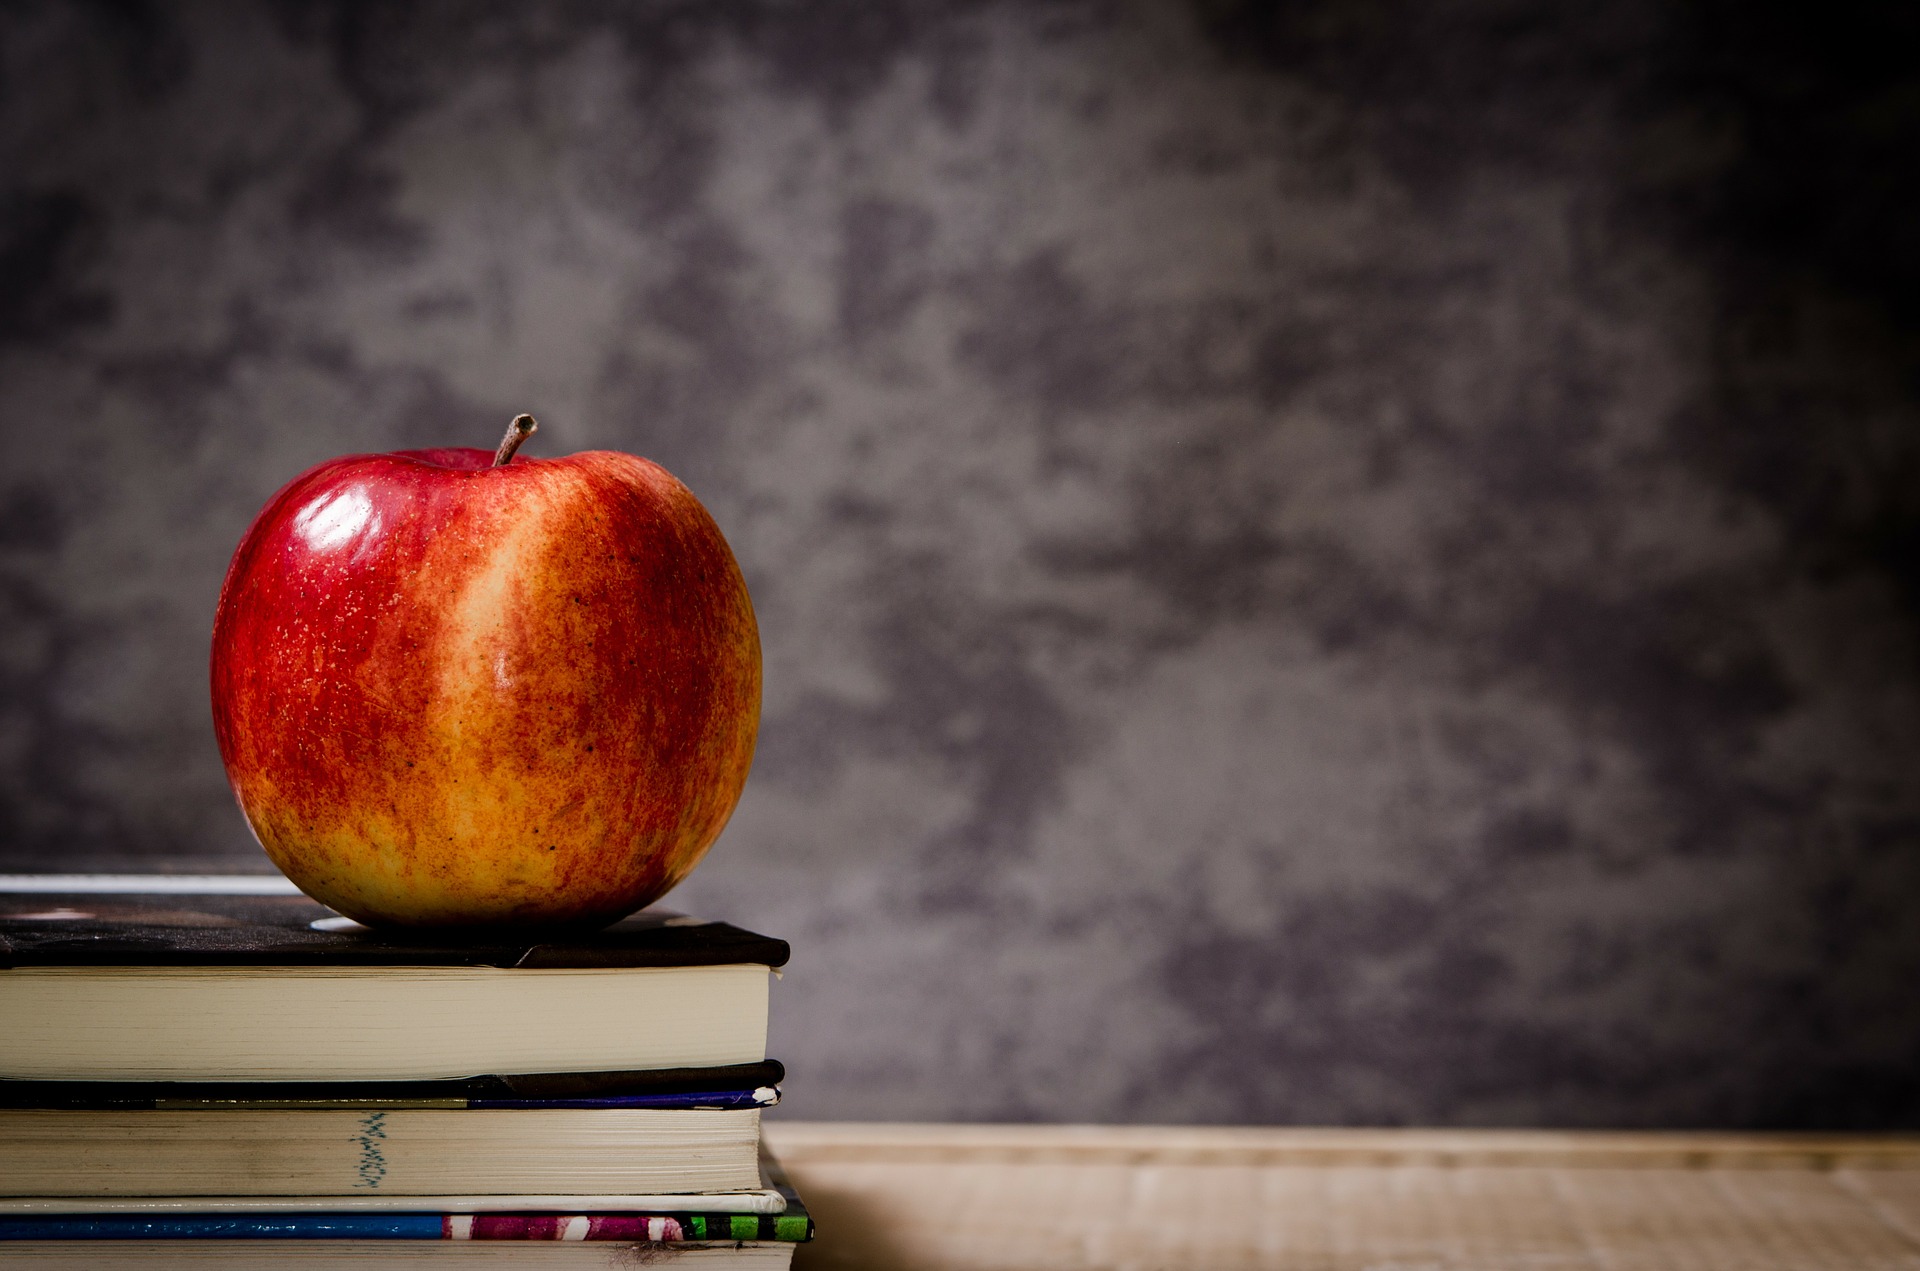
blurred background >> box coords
[5,0,1920,1128]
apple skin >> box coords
[210,444,760,930]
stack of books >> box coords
[0,875,811,1267]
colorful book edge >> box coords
[0,1210,813,1243]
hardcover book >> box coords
[0,1106,766,1197]
[0,880,787,1082]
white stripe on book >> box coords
[0,875,302,895]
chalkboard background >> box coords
[4,0,1919,1127]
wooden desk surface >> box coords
[763,1123,1920,1270]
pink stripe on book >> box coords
[443,1214,692,1241]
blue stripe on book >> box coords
[0,1215,445,1240]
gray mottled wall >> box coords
[5,0,1920,1127]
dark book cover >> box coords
[0,883,789,970]
[0,1061,785,1109]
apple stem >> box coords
[493,414,538,467]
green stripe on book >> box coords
[773,1214,811,1241]
[686,1216,708,1239]
[730,1214,758,1240]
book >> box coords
[0,1153,814,1264]
[0,882,787,1081]
[0,1208,812,1241]
[0,1106,764,1197]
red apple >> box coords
[210,416,761,929]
